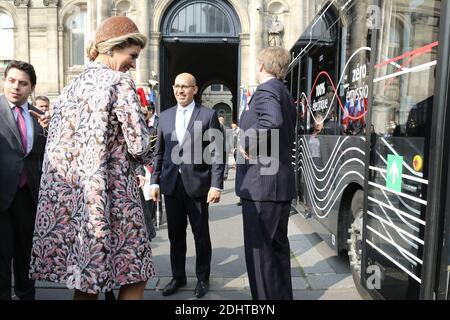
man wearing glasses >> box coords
[151,73,224,298]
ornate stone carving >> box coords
[43,0,59,7]
[13,0,30,7]
[268,15,284,46]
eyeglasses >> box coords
[172,84,195,90]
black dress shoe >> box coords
[194,281,209,298]
[162,278,187,296]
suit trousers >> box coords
[0,186,37,300]
[164,174,212,282]
[242,199,293,300]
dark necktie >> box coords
[14,106,28,187]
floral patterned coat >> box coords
[29,62,155,294]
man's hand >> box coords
[207,189,221,204]
[151,188,161,202]
[30,110,51,129]
[239,146,250,160]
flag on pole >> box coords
[148,88,156,104]
[137,88,149,107]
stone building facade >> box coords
[0,0,329,114]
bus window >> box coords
[406,67,434,138]
[339,2,373,137]
[310,46,339,136]
[364,0,440,300]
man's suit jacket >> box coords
[0,95,46,212]
[236,78,297,202]
[151,103,224,198]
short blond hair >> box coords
[258,46,291,80]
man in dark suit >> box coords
[236,47,297,300]
[151,73,224,298]
[0,60,47,300]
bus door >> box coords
[425,0,450,300]
[362,0,442,299]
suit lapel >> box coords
[247,84,261,108]
[168,107,177,140]
[247,92,255,107]
[182,104,200,145]
[0,95,23,148]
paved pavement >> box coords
[33,168,361,300]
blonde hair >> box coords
[258,46,291,80]
[87,33,147,61]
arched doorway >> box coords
[201,82,233,126]
[213,103,232,127]
[160,0,241,122]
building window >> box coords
[167,1,236,36]
[68,8,87,67]
[0,11,14,67]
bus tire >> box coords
[347,190,369,299]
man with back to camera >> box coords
[236,47,297,300]
[151,73,224,298]
[0,60,47,300]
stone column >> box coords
[14,0,30,61]
[135,0,151,87]
[149,31,161,111]
[239,33,250,89]
[148,32,161,77]
[238,33,250,120]
[97,0,109,27]
[87,0,96,44]
[248,0,264,87]
[57,25,64,92]
[44,0,60,98]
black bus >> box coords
[287,0,450,299]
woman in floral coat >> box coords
[29,16,155,300]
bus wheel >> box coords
[347,190,367,297]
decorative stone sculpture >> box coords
[268,15,284,46]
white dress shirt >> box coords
[9,101,34,154]
[175,101,195,145]
[260,76,276,84]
